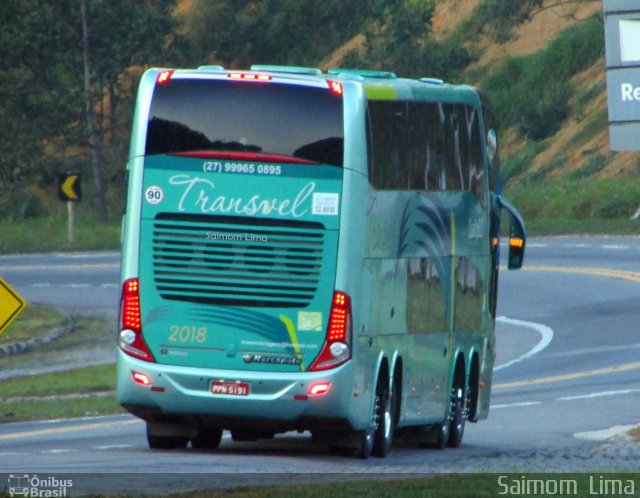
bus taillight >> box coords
[328,80,343,95]
[156,70,174,85]
[309,291,352,371]
[119,278,155,362]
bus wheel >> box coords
[191,427,223,449]
[147,434,189,450]
[354,425,375,459]
[146,422,189,450]
[447,387,465,448]
[354,391,379,458]
[434,421,450,450]
[372,377,395,457]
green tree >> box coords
[0,1,81,218]
[349,0,470,80]
[0,0,179,221]
[185,0,375,68]
[81,0,178,222]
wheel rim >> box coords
[382,390,392,440]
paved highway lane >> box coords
[1,237,639,491]
[0,252,120,318]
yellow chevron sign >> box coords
[58,173,81,201]
[0,276,26,336]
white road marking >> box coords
[494,317,554,371]
[562,243,590,248]
[491,401,543,409]
[94,444,134,450]
[602,245,630,250]
[558,388,640,402]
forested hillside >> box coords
[1,0,637,233]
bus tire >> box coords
[146,422,190,450]
[147,434,189,450]
[354,425,375,459]
[372,376,395,457]
[354,382,381,459]
[447,387,465,448]
[191,427,223,449]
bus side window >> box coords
[443,104,461,191]
[467,106,485,204]
[367,101,408,190]
[407,102,442,191]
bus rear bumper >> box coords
[116,350,364,434]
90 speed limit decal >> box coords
[145,185,164,205]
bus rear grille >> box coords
[151,214,325,307]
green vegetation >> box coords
[0,209,120,254]
[481,13,604,140]
[508,177,640,234]
[0,305,66,345]
[0,364,121,423]
[0,311,117,420]
[0,363,116,398]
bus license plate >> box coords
[210,381,250,396]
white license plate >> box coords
[210,380,250,396]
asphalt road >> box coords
[1,236,640,494]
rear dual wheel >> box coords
[447,387,465,448]
[356,375,395,459]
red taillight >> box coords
[119,278,155,362]
[309,291,352,371]
[156,70,174,85]
[122,279,141,330]
[228,72,272,81]
[328,292,349,341]
[328,80,343,95]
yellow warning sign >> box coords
[0,276,26,336]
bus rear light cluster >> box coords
[328,80,343,95]
[119,278,155,362]
[156,70,174,85]
[309,291,352,371]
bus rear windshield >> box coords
[145,79,344,167]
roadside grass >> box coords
[7,473,629,498]
[0,363,116,398]
[504,177,640,236]
[0,364,122,423]
[166,475,500,498]
[158,474,640,498]
[0,305,66,346]
[0,309,121,423]
[0,211,120,254]
[0,395,123,423]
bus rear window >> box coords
[145,79,344,167]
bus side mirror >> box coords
[497,195,527,270]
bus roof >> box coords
[150,65,481,108]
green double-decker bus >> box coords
[117,65,526,458]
